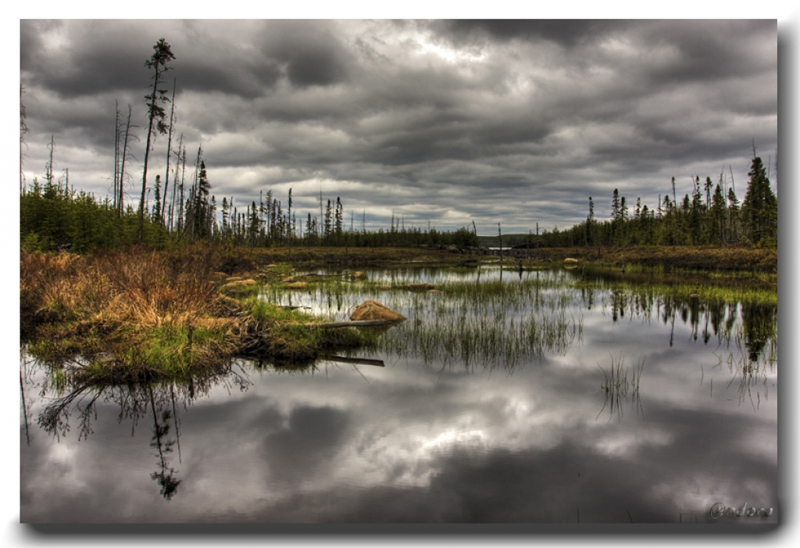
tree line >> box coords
[20,171,481,252]
[537,156,777,249]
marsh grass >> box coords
[379,306,583,369]
[596,354,646,421]
[576,276,777,308]
[266,272,585,369]
[598,354,644,396]
[266,262,777,371]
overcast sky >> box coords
[19,19,777,234]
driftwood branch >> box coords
[324,356,385,367]
[303,319,402,329]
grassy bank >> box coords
[20,247,381,383]
[512,245,777,273]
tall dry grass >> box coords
[21,247,224,333]
[21,248,243,381]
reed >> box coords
[598,354,644,396]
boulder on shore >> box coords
[350,300,405,321]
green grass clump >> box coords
[26,321,234,384]
[122,324,228,377]
[244,299,316,323]
[255,317,379,367]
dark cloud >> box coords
[21,20,159,97]
[434,19,627,48]
[259,20,353,88]
[638,20,778,86]
[261,405,351,485]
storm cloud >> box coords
[19,19,778,233]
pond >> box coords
[20,265,778,524]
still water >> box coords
[20,266,778,523]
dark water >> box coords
[20,267,778,524]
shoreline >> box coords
[20,244,777,385]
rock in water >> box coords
[405,282,435,291]
[350,300,406,321]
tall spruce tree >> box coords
[138,38,175,243]
[742,156,778,244]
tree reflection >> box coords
[148,385,180,500]
[35,363,251,500]
[741,303,777,362]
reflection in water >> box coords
[741,303,777,362]
[20,267,777,523]
[31,360,252,502]
[597,386,645,423]
[148,385,181,500]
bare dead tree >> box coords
[118,105,137,216]
[162,79,177,229]
[20,86,28,192]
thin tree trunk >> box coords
[139,68,163,243]
[162,79,176,229]
[114,101,120,212]
[47,135,55,188]
[169,134,182,233]
[118,105,133,217]
[178,146,186,234]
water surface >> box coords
[20,266,777,523]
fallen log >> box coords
[304,319,402,329]
[324,356,385,367]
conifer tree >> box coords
[742,156,777,244]
[138,38,175,243]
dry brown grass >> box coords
[21,247,226,339]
